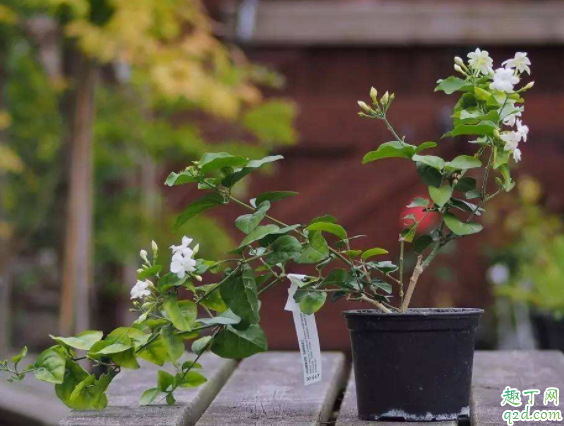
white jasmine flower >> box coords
[487,263,510,285]
[502,111,522,127]
[467,48,493,75]
[170,236,194,256]
[131,280,151,299]
[512,148,522,162]
[501,131,520,151]
[140,249,149,263]
[502,52,531,75]
[490,68,520,93]
[170,252,196,279]
[516,119,529,142]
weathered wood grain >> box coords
[223,1,564,46]
[336,370,457,426]
[59,353,236,426]
[196,352,346,425]
[0,373,69,425]
[472,351,564,426]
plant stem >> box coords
[359,294,392,313]
[400,255,424,312]
[399,237,405,306]
[257,277,283,296]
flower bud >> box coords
[454,64,465,75]
[357,101,372,113]
[369,87,378,103]
[380,91,389,106]
[193,243,200,256]
[137,268,143,273]
[140,249,149,263]
[194,275,203,282]
[521,81,535,91]
[389,93,395,102]
[454,56,464,66]
[151,240,158,254]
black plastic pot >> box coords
[532,312,564,352]
[343,308,483,422]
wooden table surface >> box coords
[2,350,563,426]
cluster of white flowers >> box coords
[170,236,197,279]
[500,119,529,162]
[462,49,533,162]
[131,279,152,299]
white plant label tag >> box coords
[284,274,322,386]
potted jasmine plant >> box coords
[1,49,533,421]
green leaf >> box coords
[198,284,228,313]
[165,169,199,186]
[138,265,162,280]
[401,225,417,243]
[429,185,453,208]
[211,324,268,359]
[220,267,259,324]
[157,370,175,392]
[198,314,241,326]
[493,147,510,169]
[255,191,298,206]
[455,177,477,194]
[34,346,66,384]
[238,224,280,248]
[306,222,347,240]
[361,248,389,260]
[157,272,187,293]
[199,152,248,174]
[474,86,493,102]
[55,360,89,409]
[137,338,169,366]
[412,154,445,171]
[88,340,131,356]
[11,346,27,366]
[68,371,116,410]
[235,201,270,234]
[444,122,496,138]
[296,231,329,264]
[498,164,515,192]
[321,268,347,286]
[417,163,443,187]
[222,155,284,187]
[443,213,483,236]
[446,155,482,171]
[163,296,197,332]
[435,76,471,94]
[415,141,437,154]
[344,250,362,258]
[295,291,327,315]
[140,388,162,406]
[374,261,399,274]
[161,325,185,362]
[310,214,336,224]
[406,197,429,208]
[174,193,224,230]
[265,235,302,264]
[50,330,103,351]
[191,336,212,355]
[413,235,434,254]
[362,141,416,163]
[166,393,176,406]
[178,371,207,388]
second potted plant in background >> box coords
[1,48,533,422]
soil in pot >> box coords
[343,308,483,422]
[532,311,564,352]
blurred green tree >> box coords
[0,0,295,345]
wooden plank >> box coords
[223,1,564,46]
[472,350,564,426]
[336,370,457,426]
[0,373,69,425]
[196,352,346,425]
[59,354,236,426]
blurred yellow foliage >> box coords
[0,4,17,24]
[61,0,260,119]
[0,111,23,173]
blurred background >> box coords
[0,0,564,422]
